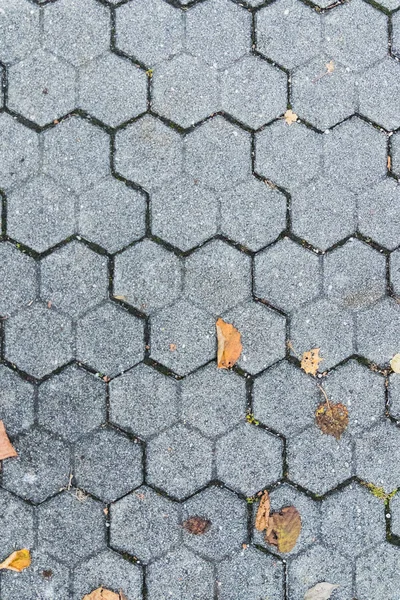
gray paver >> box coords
[355,420,400,492]
[114,239,182,314]
[109,363,179,440]
[76,302,144,376]
[182,486,247,561]
[152,54,219,128]
[0,365,34,437]
[356,298,400,365]
[216,422,283,496]
[186,0,251,70]
[110,485,181,562]
[0,242,37,316]
[8,49,76,127]
[2,426,70,503]
[356,544,400,599]
[74,428,143,502]
[389,373,400,420]
[181,363,246,439]
[219,177,287,252]
[0,488,34,556]
[394,12,400,57]
[391,494,400,535]
[40,240,108,318]
[391,248,400,295]
[221,55,287,129]
[38,365,106,443]
[255,121,322,191]
[358,178,400,250]
[0,113,39,191]
[185,116,251,191]
[146,422,213,499]
[78,177,146,253]
[291,177,356,250]
[0,0,40,64]
[4,303,73,379]
[359,58,400,131]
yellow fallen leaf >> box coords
[284,109,298,125]
[265,506,302,553]
[0,549,31,572]
[300,348,323,376]
[255,491,270,532]
[0,420,18,460]
[83,587,127,600]
[390,354,400,373]
[216,318,242,369]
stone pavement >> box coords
[0,0,400,598]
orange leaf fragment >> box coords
[83,587,127,600]
[183,516,212,535]
[284,109,298,125]
[300,348,323,376]
[255,491,270,532]
[0,549,31,572]
[265,506,302,553]
[0,420,18,460]
[216,318,242,369]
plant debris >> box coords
[390,354,400,373]
[83,588,127,600]
[304,582,339,600]
[265,506,302,553]
[0,420,18,460]
[301,348,323,376]
[315,385,349,440]
[0,549,31,572]
[216,318,242,369]
[182,516,212,535]
[284,109,298,125]
[255,491,270,532]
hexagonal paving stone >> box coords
[152,54,219,128]
[256,0,321,70]
[255,238,321,313]
[394,12,400,57]
[151,175,218,251]
[185,116,251,191]
[0,365,34,437]
[359,58,400,131]
[356,298,400,365]
[43,116,110,193]
[181,363,246,438]
[184,239,251,315]
[391,248,400,296]
[150,299,215,375]
[76,302,144,376]
[146,423,213,499]
[323,117,387,193]
[288,544,353,600]
[216,422,283,496]
[323,0,388,72]
[114,239,182,314]
[40,241,108,319]
[253,361,320,436]
[38,492,106,568]
[147,547,214,600]
[255,121,322,191]
[391,494,400,535]
[73,549,143,600]
[38,365,106,443]
[358,178,400,250]
[109,363,178,440]
[323,360,385,436]
[0,242,37,316]
[291,56,356,130]
[186,0,251,70]
[43,0,110,67]
[220,177,287,251]
[0,488,34,556]
[0,0,40,64]
[2,427,70,503]
[115,115,183,191]
[4,303,73,378]
[291,177,356,250]
[218,546,284,600]
[252,483,321,556]
[224,301,286,375]
[110,485,181,563]
[290,298,354,370]
[79,52,147,127]
[320,483,385,558]
[0,113,39,191]
[389,373,400,420]
[355,420,400,492]
[182,486,247,560]
[356,544,400,599]
[74,428,143,503]
[324,239,386,310]
[287,428,353,495]
[221,55,286,129]
[115,0,184,67]
[78,177,146,253]
[8,49,76,127]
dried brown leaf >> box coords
[284,109,298,125]
[82,587,127,600]
[315,385,349,440]
[255,491,270,532]
[265,506,301,553]
[304,582,339,600]
[301,348,323,376]
[216,318,242,369]
[390,354,400,373]
[183,516,212,535]
[0,549,31,572]
[0,420,18,460]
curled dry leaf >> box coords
[315,386,348,440]
[255,491,270,532]
[0,420,18,460]
[216,318,242,369]
[183,516,212,535]
[304,582,339,600]
[265,506,302,553]
[301,348,323,377]
[83,588,127,600]
[284,109,298,125]
[0,549,31,572]
[390,354,400,373]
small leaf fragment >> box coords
[284,109,298,125]
[326,60,335,73]
[0,549,31,572]
[301,348,323,376]
[183,516,212,535]
[82,587,126,600]
[265,506,301,553]
[315,401,349,440]
[390,354,400,373]
[255,491,270,532]
[304,582,339,600]
[0,420,18,460]
[216,318,242,369]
